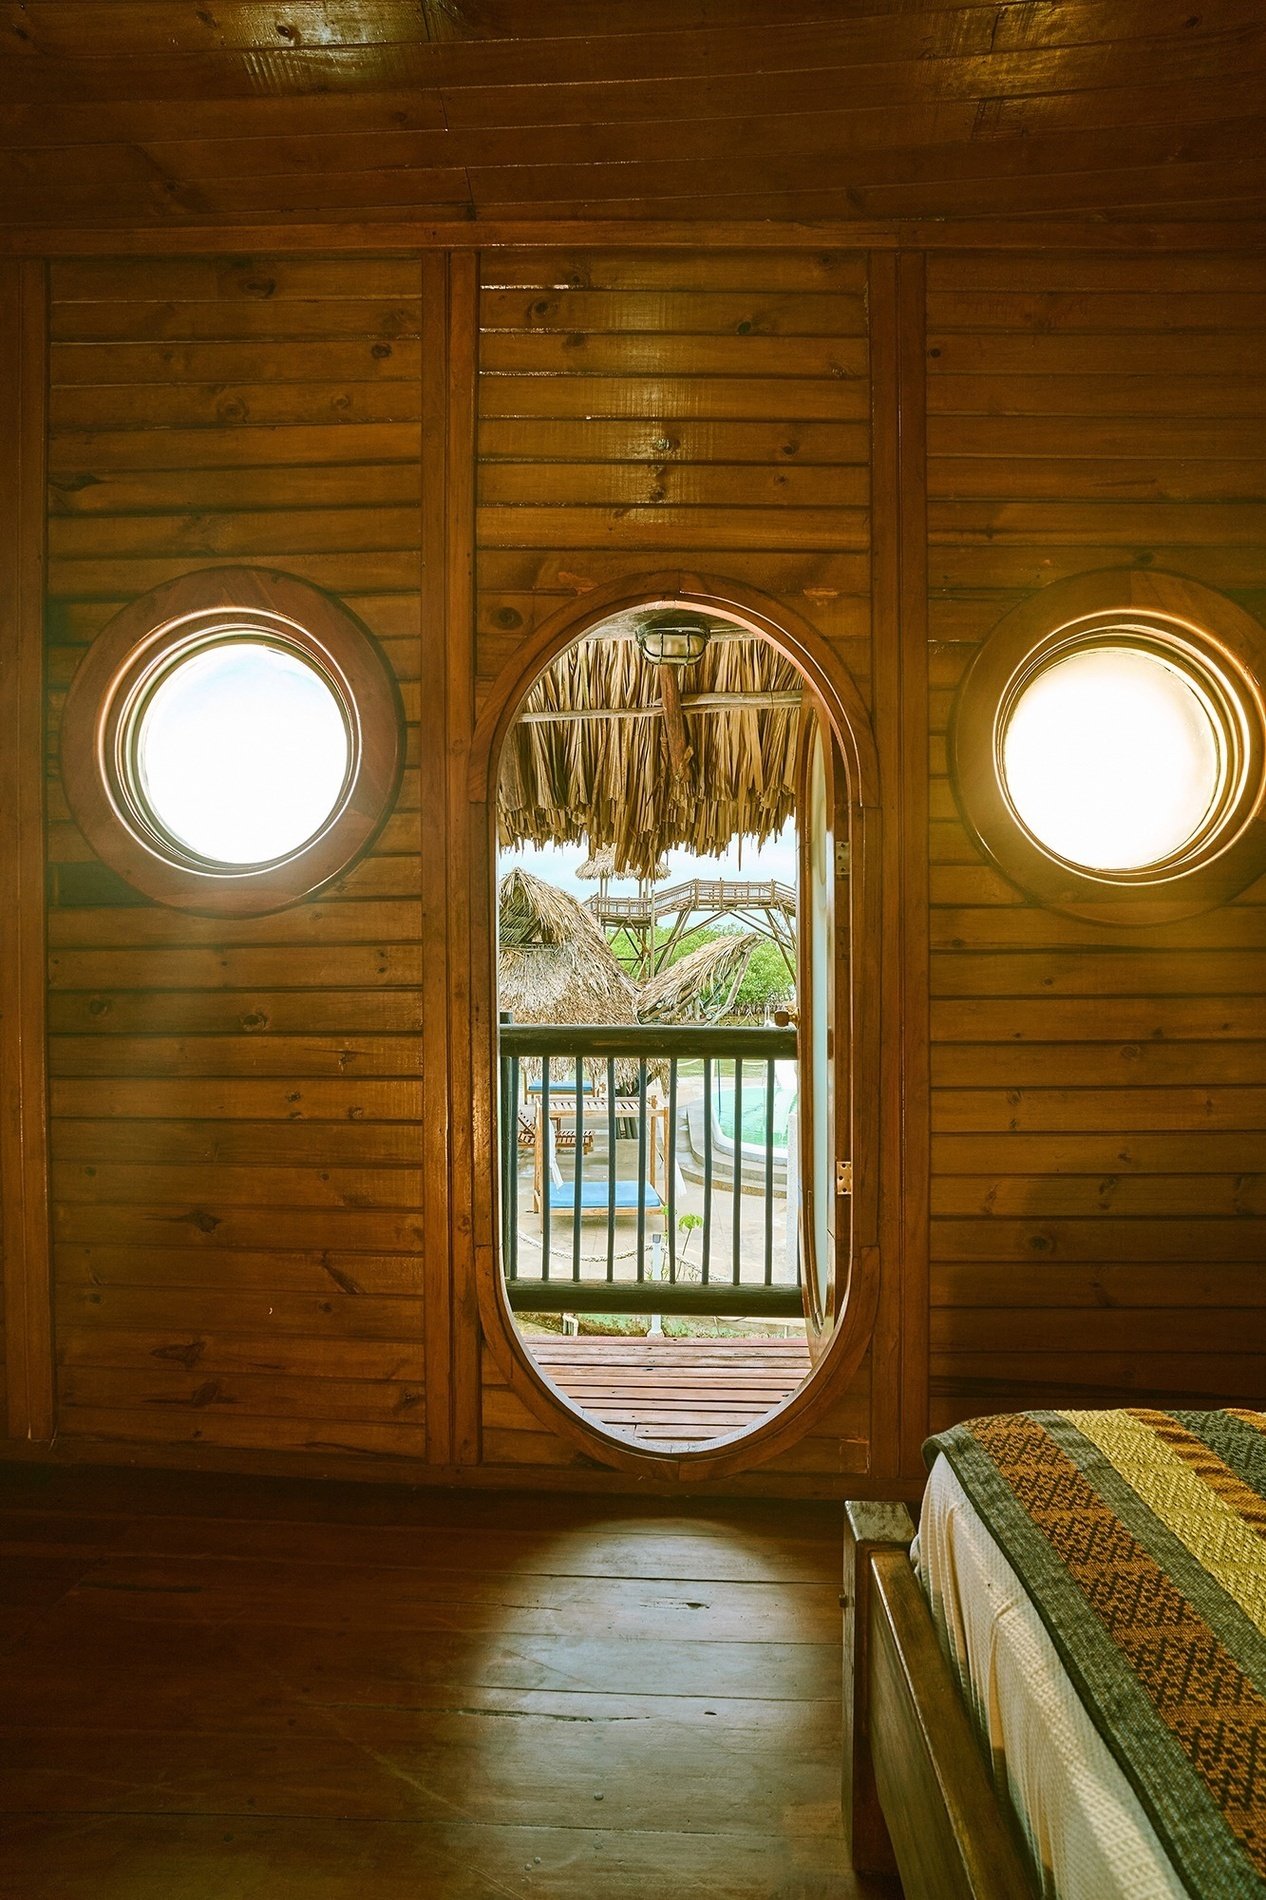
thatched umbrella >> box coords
[576,843,669,883]
[498,868,643,1090]
[498,615,804,878]
[498,868,639,1026]
[636,933,758,1026]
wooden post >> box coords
[868,247,932,1482]
[420,248,481,1468]
[842,1498,914,1875]
[0,260,52,1444]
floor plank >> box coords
[0,1464,898,1900]
[529,1335,812,1447]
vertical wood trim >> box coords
[895,252,931,1477]
[446,252,482,1466]
[867,250,931,1482]
[419,251,454,1468]
[0,260,53,1443]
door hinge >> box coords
[836,1159,854,1197]
[834,841,850,880]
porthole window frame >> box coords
[951,570,1266,926]
[61,566,404,917]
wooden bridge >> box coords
[586,877,797,976]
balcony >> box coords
[498,1023,807,1445]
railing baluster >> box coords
[499,1048,511,1267]
[509,1053,521,1283]
[667,1057,678,1284]
[635,1058,648,1283]
[732,1057,743,1286]
[764,1057,775,1287]
[572,1057,584,1283]
[540,1055,551,1281]
[702,1056,713,1286]
[606,1056,616,1283]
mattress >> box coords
[917,1452,1186,1900]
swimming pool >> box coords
[712,1062,798,1155]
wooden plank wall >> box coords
[926,249,1266,1429]
[472,249,877,1484]
[43,255,433,1464]
[0,233,1261,1492]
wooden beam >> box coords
[447,251,482,1468]
[514,692,803,724]
[0,219,1263,258]
[419,251,454,1470]
[0,259,53,1444]
[420,249,481,1469]
[504,1282,803,1318]
[655,663,694,779]
[868,248,932,1484]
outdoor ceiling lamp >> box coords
[634,608,714,667]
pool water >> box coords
[713,1065,798,1153]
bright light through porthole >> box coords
[134,641,351,867]
[1001,645,1224,873]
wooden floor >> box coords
[0,1465,898,1900]
[529,1335,813,1448]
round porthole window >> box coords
[62,568,403,915]
[951,572,1266,924]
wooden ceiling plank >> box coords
[118,98,982,184]
[4,18,1264,117]
[0,61,1251,156]
[855,153,1266,220]
[437,46,1266,139]
[456,114,1266,212]
[5,0,1262,71]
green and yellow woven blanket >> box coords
[925,1408,1266,1900]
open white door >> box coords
[797,702,851,1355]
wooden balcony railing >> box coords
[498,1023,801,1317]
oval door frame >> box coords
[467,570,882,1480]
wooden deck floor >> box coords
[0,1465,897,1900]
[529,1335,813,1448]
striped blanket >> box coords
[925,1409,1266,1900]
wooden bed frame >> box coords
[842,1501,1039,1900]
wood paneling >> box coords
[0,220,1258,1497]
[925,248,1266,1432]
[471,246,876,1481]
[44,253,428,1464]
[0,3,1262,227]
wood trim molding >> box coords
[1,219,1263,259]
[447,252,481,1467]
[419,249,481,1468]
[467,570,883,1482]
[0,260,53,1444]
[868,251,932,1483]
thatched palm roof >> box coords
[637,934,758,1027]
[499,874,760,1042]
[499,615,804,879]
[497,869,639,1028]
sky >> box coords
[498,818,798,900]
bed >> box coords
[843,1408,1266,1900]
